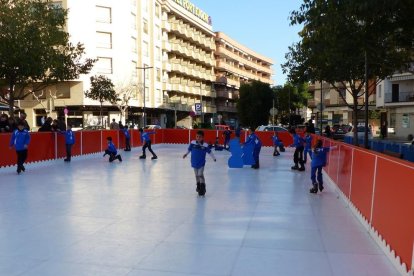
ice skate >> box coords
[318,183,324,192]
[198,183,206,196]
[151,156,158,160]
[139,155,146,159]
[291,165,299,170]
[310,183,318,194]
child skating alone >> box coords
[139,128,157,160]
[9,121,31,174]
[289,128,305,171]
[123,125,131,151]
[61,125,75,162]
[271,132,283,156]
[183,130,216,196]
[309,140,335,193]
[103,137,122,162]
[303,131,313,163]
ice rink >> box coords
[0,145,400,276]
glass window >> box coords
[378,84,382,98]
[156,89,161,103]
[96,57,113,74]
[96,32,112,49]
[155,3,160,17]
[131,37,137,52]
[132,61,137,78]
[96,6,111,23]
[131,13,137,30]
[155,46,161,61]
[56,84,71,99]
[143,20,148,34]
[156,68,161,81]
[144,64,150,80]
[143,42,149,57]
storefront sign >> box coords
[172,0,210,24]
[402,114,410,128]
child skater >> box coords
[183,130,216,196]
[139,128,157,160]
[9,121,31,174]
[245,128,262,169]
[289,128,305,171]
[303,130,313,163]
[61,125,75,162]
[309,140,336,193]
[103,137,122,162]
[271,132,282,156]
[122,125,131,151]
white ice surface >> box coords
[0,145,400,276]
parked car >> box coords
[314,127,321,135]
[145,125,162,130]
[256,125,288,132]
[80,125,105,131]
[345,126,373,140]
[332,125,347,140]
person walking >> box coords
[139,128,157,160]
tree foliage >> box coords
[0,0,95,116]
[113,80,138,123]
[237,81,273,128]
[273,83,309,125]
[282,0,414,144]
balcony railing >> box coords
[385,91,414,103]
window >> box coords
[143,20,148,34]
[155,25,161,40]
[96,6,111,23]
[155,46,161,61]
[156,68,161,81]
[156,89,161,103]
[132,61,137,78]
[96,57,113,74]
[143,42,149,57]
[96,32,112,49]
[390,113,396,128]
[145,87,149,101]
[155,3,160,17]
[142,0,148,13]
[131,13,137,29]
[144,64,150,80]
[378,84,382,98]
[131,37,137,52]
[56,84,71,99]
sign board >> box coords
[269,107,278,116]
[195,103,202,115]
[64,107,69,115]
[402,114,410,128]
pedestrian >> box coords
[235,125,242,138]
[289,128,305,171]
[0,114,10,133]
[7,117,17,132]
[271,132,281,156]
[324,125,332,138]
[223,129,232,149]
[38,117,53,132]
[61,125,75,162]
[9,121,31,174]
[122,125,131,151]
[57,116,66,131]
[183,130,216,196]
[245,128,262,169]
[303,130,313,164]
[381,121,387,139]
[109,119,119,130]
[103,136,122,162]
[139,128,157,160]
[18,113,30,131]
[306,119,315,134]
[309,140,336,194]
[51,119,60,132]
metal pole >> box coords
[288,86,291,126]
[137,66,153,128]
[200,84,204,124]
[272,99,275,125]
[320,81,323,132]
[364,50,369,148]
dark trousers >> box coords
[104,150,119,162]
[311,166,323,184]
[303,148,312,163]
[253,147,261,168]
[16,150,28,169]
[66,144,73,160]
[294,146,304,167]
[125,138,131,151]
[142,141,156,157]
[224,138,230,149]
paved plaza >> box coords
[0,145,400,276]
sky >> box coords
[192,0,303,86]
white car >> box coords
[256,125,288,132]
[144,125,162,130]
[345,126,373,140]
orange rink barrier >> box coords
[316,136,414,274]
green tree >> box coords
[273,82,309,125]
[282,0,414,145]
[237,81,273,128]
[0,0,94,116]
[85,75,117,126]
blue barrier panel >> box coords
[372,140,385,153]
[402,145,414,162]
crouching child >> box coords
[103,137,122,162]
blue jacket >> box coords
[10,129,31,151]
[107,142,117,155]
[245,133,262,149]
[123,129,130,139]
[290,134,304,148]
[187,140,215,169]
[61,130,75,145]
[311,147,330,167]
[141,131,155,143]
[223,130,231,140]
[304,135,312,149]
[272,135,282,147]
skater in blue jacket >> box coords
[245,128,262,169]
[60,125,75,162]
[122,126,131,151]
[303,131,313,164]
[289,128,305,171]
[309,140,336,193]
[9,121,31,174]
[183,130,216,196]
[139,128,157,159]
[223,129,232,149]
[103,137,122,162]
[271,133,282,156]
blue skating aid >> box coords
[242,142,255,166]
[228,138,244,168]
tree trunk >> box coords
[353,95,359,146]
[8,80,15,118]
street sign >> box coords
[64,107,69,115]
[316,103,325,112]
[269,107,278,116]
[195,103,202,115]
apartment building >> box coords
[213,32,273,126]
[376,71,414,139]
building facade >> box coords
[8,0,272,130]
[376,72,414,139]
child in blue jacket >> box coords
[303,131,313,163]
[139,128,157,160]
[61,125,75,162]
[122,126,131,151]
[245,129,262,169]
[271,133,283,156]
[9,121,31,174]
[289,128,305,171]
[103,137,122,162]
[309,140,335,193]
[183,130,216,196]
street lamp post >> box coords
[137,66,153,128]
[197,83,204,124]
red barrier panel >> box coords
[56,132,82,159]
[81,131,102,154]
[163,129,190,144]
[102,130,120,151]
[0,133,16,167]
[26,132,56,163]
[336,144,353,198]
[372,157,414,271]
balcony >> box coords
[162,41,171,52]
[385,91,414,104]
[217,104,237,113]
[161,20,171,31]
[162,62,171,72]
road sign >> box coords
[64,107,69,115]
[195,103,202,115]
[269,107,278,116]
